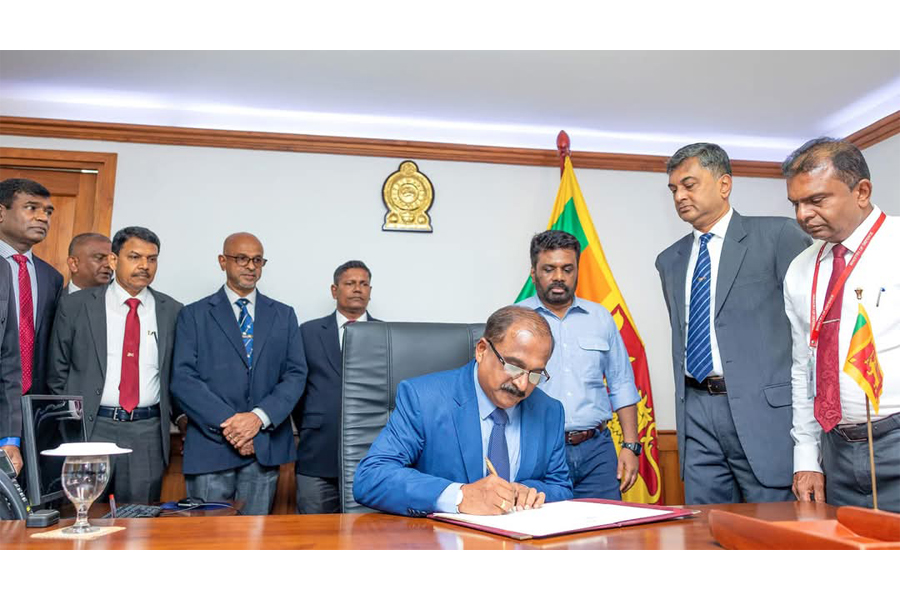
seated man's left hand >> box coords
[221,413,262,450]
[512,483,546,511]
[617,446,639,493]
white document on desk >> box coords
[433,500,671,538]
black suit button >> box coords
[96,389,102,395]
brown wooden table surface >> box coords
[0,501,837,550]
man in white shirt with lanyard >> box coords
[783,137,899,512]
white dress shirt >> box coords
[336,310,368,350]
[783,206,900,473]
[100,280,160,407]
[221,285,271,428]
[0,239,39,326]
[68,280,81,294]
[683,207,733,377]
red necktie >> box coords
[11,255,35,394]
[119,297,141,412]
[815,244,846,432]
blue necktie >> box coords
[236,298,253,366]
[487,408,510,481]
[686,233,714,381]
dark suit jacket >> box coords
[31,256,63,395]
[46,283,183,464]
[293,311,379,479]
[171,287,307,475]
[353,360,573,516]
[0,262,22,439]
[655,210,810,487]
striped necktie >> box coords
[236,298,253,366]
[686,232,714,381]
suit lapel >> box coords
[450,362,483,483]
[150,288,168,370]
[715,211,748,318]
[670,234,693,337]
[86,286,108,378]
[251,292,274,364]
[320,312,342,376]
[210,288,249,367]
[517,397,537,481]
[33,258,51,333]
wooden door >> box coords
[0,148,117,282]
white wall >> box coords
[862,134,900,215]
[2,133,897,430]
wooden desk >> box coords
[0,501,836,550]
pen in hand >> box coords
[485,457,515,514]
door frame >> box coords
[0,146,117,235]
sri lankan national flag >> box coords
[516,156,662,504]
[843,303,884,413]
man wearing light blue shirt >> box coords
[518,230,641,500]
[354,306,572,517]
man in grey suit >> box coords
[655,143,810,504]
[48,226,184,503]
[0,261,23,475]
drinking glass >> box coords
[60,455,110,534]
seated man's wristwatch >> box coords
[622,442,642,456]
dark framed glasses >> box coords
[486,339,550,385]
[224,254,268,267]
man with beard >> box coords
[64,233,112,294]
[517,230,640,500]
[782,138,899,512]
[48,226,184,503]
[656,143,810,505]
[172,233,307,515]
[354,305,572,516]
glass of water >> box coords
[61,455,110,534]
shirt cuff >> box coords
[0,437,20,447]
[793,442,823,474]
[251,408,272,429]
[434,483,464,514]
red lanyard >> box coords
[809,211,886,348]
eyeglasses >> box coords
[224,254,268,267]
[486,339,550,385]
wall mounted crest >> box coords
[382,160,434,232]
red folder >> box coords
[428,498,695,540]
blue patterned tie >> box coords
[236,298,253,366]
[686,233,714,381]
[487,408,510,481]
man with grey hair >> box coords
[655,142,810,504]
[354,305,572,516]
[782,138,899,512]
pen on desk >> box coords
[877,287,885,307]
[109,494,117,518]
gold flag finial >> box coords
[855,288,863,301]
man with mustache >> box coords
[354,305,572,516]
[64,232,112,294]
[0,178,63,466]
[782,138,899,512]
[518,230,641,500]
[656,143,810,505]
[291,260,379,513]
[172,233,307,515]
[48,226,184,503]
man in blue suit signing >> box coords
[354,306,573,516]
[171,232,307,515]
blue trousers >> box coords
[565,428,621,500]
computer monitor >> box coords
[20,395,87,506]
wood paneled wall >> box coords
[161,431,684,512]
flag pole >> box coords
[855,288,879,511]
[865,395,879,510]
[557,130,570,177]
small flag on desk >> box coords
[843,303,884,413]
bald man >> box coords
[171,233,308,515]
[65,233,112,294]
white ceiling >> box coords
[1,50,899,161]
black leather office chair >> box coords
[340,321,484,513]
